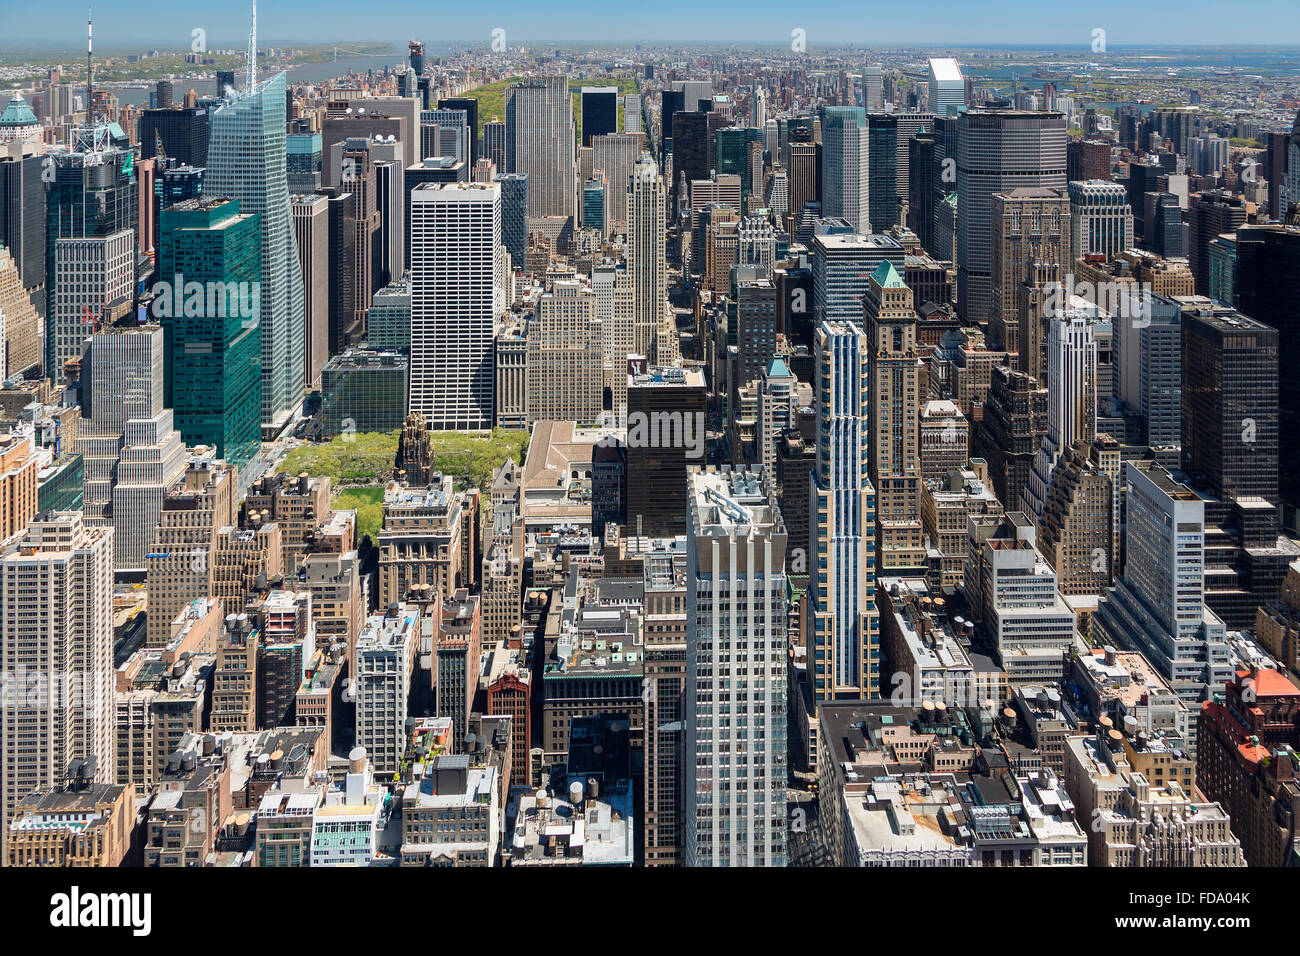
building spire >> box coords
[86,8,94,123]
[246,0,257,94]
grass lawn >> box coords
[278,430,401,486]
[458,73,641,143]
[333,486,385,543]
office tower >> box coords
[286,129,322,192]
[927,58,965,117]
[0,245,40,377]
[627,157,668,363]
[715,126,758,200]
[1022,309,1098,521]
[79,323,188,570]
[811,321,880,699]
[1234,224,1300,523]
[290,194,329,390]
[1115,294,1182,467]
[973,365,1047,513]
[44,123,137,379]
[156,197,262,466]
[376,474,479,606]
[624,365,705,536]
[990,187,1070,354]
[506,76,576,234]
[337,139,382,346]
[956,108,1067,326]
[1187,191,1247,295]
[593,262,636,410]
[1068,180,1133,261]
[1036,440,1114,595]
[482,121,508,176]
[581,87,619,146]
[409,182,502,430]
[1146,193,1188,259]
[1181,305,1278,505]
[821,107,869,233]
[319,349,408,436]
[139,108,209,167]
[317,187,357,358]
[437,96,479,162]
[864,263,925,573]
[1067,138,1111,183]
[965,513,1075,684]
[735,277,778,387]
[864,113,898,233]
[355,605,419,775]
[0,146,46,329]
[1197,666,1300,866]
[685,467,787,867]
[785,141,818,232]
[206,71,305,435]
[493,172,528,272]
[582,177,605,234]
[1091,460,1231,706]
[145,458,237,648]
[919,400,969,480]
[861,67,884,111]
[756,357,797,478]
[1189,134,1229,176]
[216,69,235,98]
[421,107,468,165]
[889,110,934,213]
[624,93,642,134]
[907,132,937,252]
[811,225,905,325]
[672,110,710,207]
[591,133,639,230]
[1280,111,1300,216]
[0,432,36,542]
[767,165,788,221]
[526,279,602,425]
[434,590,481,748]
[1,512,115,842]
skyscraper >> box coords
[408,182,503,430]
[1068,180,1134,261]
[685,467,787,867]
[506,75,577,236]
[956,108,1067,327]
[927,58,965,117]
[156,197,262,466]
[1,512,116,846]
[206,71,305,435]
[493,172,528,272]
[811,321,879,699]
[866,113,898,234]
[990,186,1071,355]
[580,87,619,146]
[865,262,926,573]
[820,107,869,233]
[627,156,667,363]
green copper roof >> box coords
[871,260,906,289]
[0,93,37,128]
[765,356,791,378]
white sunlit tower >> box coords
[1,512,115,849]
[206,70,305,435]
[685,467,788,867]
[927,57,965,117]
[409,182,503,430]
[749,85,767,130]
[810,321,880,700]
[1021,305,1098,521]
[821,107,870,234]
[628,155,667,363]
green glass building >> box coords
[156,197,262,466]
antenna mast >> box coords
[246,0,258,93]
[87,8,94,123]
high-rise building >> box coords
[927,58,965,117]
[685,467,788,867]
[627,157,668,364]
[156,197,262,466]
[1187,190,1248,296]
[580,87,619,146]
[591,133,639,230]
[526,279,602,425]
[408,182,503,430]
[290,193,330,390]
[811,225,905,326]
[865,262,925,573]
[957,108,1067,327]
[625,365,706,537]
[1068,180,1134,261]
[139,107,209,167]
[1,512,115,844]
[866,113,898,233]
[811,321,880,699]
[206,72,305,435]
[0,145,49,334]
[821,107,870,233]
[990,187,1070,354]
[438,96,480,163]
[973,365,1047,513]
[506,76,577,236]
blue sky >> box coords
[6,0,1300,48]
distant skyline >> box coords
[4,1,1300,50]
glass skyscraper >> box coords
[156,197,263,466]
[205,71,305,435]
